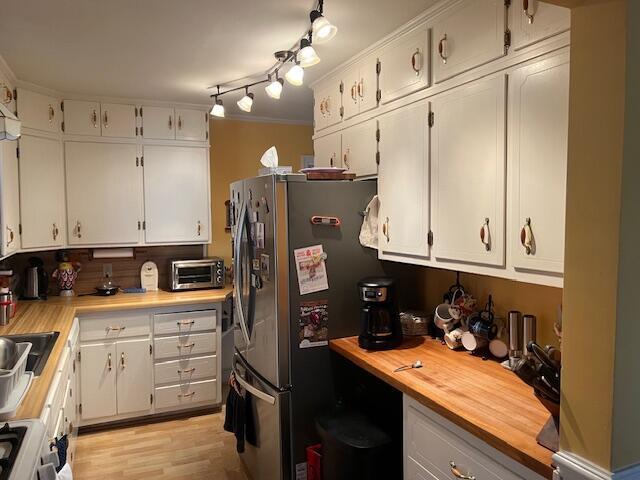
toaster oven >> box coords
[169,258,224,291]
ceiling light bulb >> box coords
[265,77,284,99]
[210,98,225,118]
[285,64,304,86]
[310,10,337,44]
[237,91,254,112]
[298,38,320,68]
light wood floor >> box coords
[73,411,249,480]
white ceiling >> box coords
[0,0,435,123]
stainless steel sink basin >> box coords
[3,331,60,376]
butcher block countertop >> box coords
[0,287,232,421]
[330,336,554,479]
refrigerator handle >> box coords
[233,201,251,347]
[233,368,276,405]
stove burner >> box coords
[0,423,26,480]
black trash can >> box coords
[316,409,394,480]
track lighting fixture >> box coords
[285,62,304,86]
[310,3,337,45]
[237,87,254,112]
[265,73,284,99]
[298,36,320,68]
[210,96,225,118]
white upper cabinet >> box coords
[341,119,377,177]
[433,0,507,84]
[510,0,570,51]
[343,54,379,120]
[510,53,569,274]
[432,76,506,267]
[142,106,175,140]
[378,24,430,104]
[378,101,430,260]
[314,77,343,131]
[61,100,101,136]
[18,135,66,249]
[143,146,210,244]
[313,132,341,168]
[16,88,62,133]
[65,142,143,246]
[1,141,20,256]
[175,108,208,141]
[100,103,137,138]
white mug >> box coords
[461,331,488,352]
[489,338,509,358]
[444,328,465,350]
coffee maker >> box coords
[358,277,402,350]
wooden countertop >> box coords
[330,336,554,479]
[0,287,232,421]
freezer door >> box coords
[234,353,291,480]
[234,176,289,389]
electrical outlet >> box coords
[103,263,113,278]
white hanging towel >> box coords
[359,195,379,249]
[57,463,73,480]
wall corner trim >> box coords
[553,452,640,480]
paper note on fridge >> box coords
[294,245,329,295]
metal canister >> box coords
[508,311,523,367]
[0,292,14,326]
[523,314,537,356]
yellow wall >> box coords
[560,0,627,471]
[207,118,314,264]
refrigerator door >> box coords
[234,352,291,480]
[233,175,289,389]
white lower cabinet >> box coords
[431,75,506,267]
[341,119,377,177]
[116,338,153,415]
[155,379,217,410]
[404,395,545,480]
[79,342,117,420]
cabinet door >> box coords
[358,55,380,114]
[342,65,361,121]
[142,106,175,140]
[313,91,327,131]
[378,101,430,259]
[18,135,65,249]
[323,78,343,129]
[313,132,341,168]
[510,54,569,274]
[100,103,136,138]
[432,76,506,266]
[16,89,62,133]
[1,140,20,256]
[342,119,377,177]
[116,338,152,415]
[379,24,430,104]
[510,0,570,51]
[80,342,117,420]
[62,100,101,136]
[433,0,507,84]
[143,146,210,243]
[65,142,142,245]
[175,108,208,141]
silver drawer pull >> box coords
[177,342,196,349]
[178,391,196,398]
[106,326,125,332]
[178,367,196,374]
[177,320,195,326]
[450,462,475,480]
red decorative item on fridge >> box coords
[306,444,322,480]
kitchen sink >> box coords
[3,331,60,377]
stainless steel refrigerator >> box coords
[230,174,385,480]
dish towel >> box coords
[57,463,73,480]
[224,373,246,453]
[359,195,379,249]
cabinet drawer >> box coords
[154,379,217,409]
[154,310,216,335]
[405,398,530,480]
[154,332,216,360]
[154,355,217,385]
[80,312,150,341]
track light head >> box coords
[298,37,320,68]
[285,62,304,86]
[310,10,337,44]
[237,88,254,112]
[265,74,284,99]
[210,95,225,117]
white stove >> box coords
[0,419,58,480]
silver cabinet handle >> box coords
[5,226,13,247]
[103,110,109,129]
[177,342,196,349]
[178,391,196,398]
[52,223,59,241]
[523,0,535,24]
[450,462,475,480]
[520,217,533,255]
[168,115,173,130]
[48,104,55,124]
[107,353,112,371]
[178,367,196,374]
[120,352,126,369]
[411,48,422,74]
[480,218,491,251]
[197,220,202,236]
[91,109,98,128]
[438,34,448,64]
